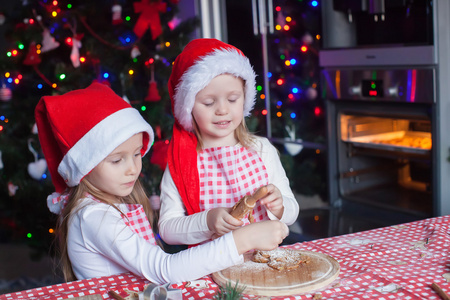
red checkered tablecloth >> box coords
[1,215,449,299]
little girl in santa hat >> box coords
[159,38,299,245]
[35,82,288,284]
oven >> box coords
[319,0,450,233]
[323,68,437,232]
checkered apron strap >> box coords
[121,204,157,245]
[198,146,269,225]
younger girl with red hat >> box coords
[159,38,299,245]
[35,82,288,284]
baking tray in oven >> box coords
[344,131,432,155]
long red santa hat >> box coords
[167,38,256,215]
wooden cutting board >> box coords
[212,250,340,297]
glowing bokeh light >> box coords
[314,107,322,116]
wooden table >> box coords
[1,215,449,299]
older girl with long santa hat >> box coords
[159,38,299,245]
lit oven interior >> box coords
[337,113,433,218]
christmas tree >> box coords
[0,0,198,257]
[226,0,327,198]
[269,1,327,199]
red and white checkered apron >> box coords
[121,204,157,245]
[198,146,269,225]
[84,194,157,245]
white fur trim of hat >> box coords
[58,107,153,187]
[173,48,257,132]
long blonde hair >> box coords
[56,179,156,282]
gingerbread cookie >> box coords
[230,186,269,222]
[252,248,308,271]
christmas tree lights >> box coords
[0,0,199,257]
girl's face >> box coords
[85,133,143,202]
[192,74,245,148]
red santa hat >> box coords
[168,38,256,131]
[167,38,256,215]
[35,82,154,214]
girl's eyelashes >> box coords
[111,158,122,164]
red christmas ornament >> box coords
[150,140,169,170]
[133,0,167,39]
[23,42,41,66]
[145,64,160,101]
[145,81,161,102]
[155,125,161,139]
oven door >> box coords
[337,102,432,212]
[324,68,437,230]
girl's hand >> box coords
[232,220,289,254]
[207,207,243,237]
[259,184,284,219]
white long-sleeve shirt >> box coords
[67,197,243,284]
[159,137,299,245]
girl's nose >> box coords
[215,100,228,115]
[126,159,139,175]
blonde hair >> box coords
[55,179,156,282]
